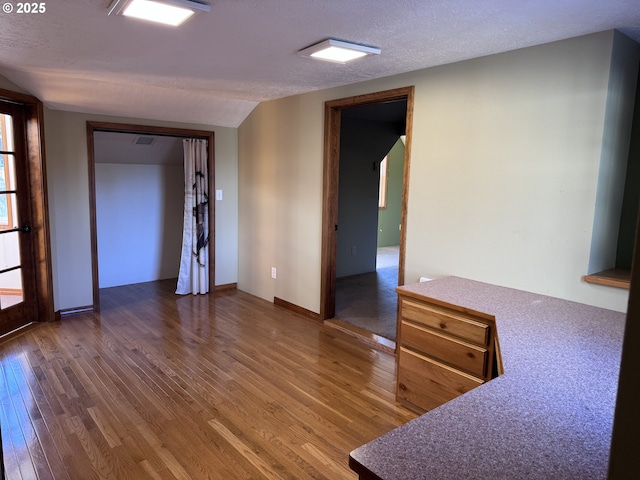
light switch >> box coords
[216,189,223,201]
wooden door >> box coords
[0,102,38,335]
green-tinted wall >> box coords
[377,139,405,247]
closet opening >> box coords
[86,122,214,312]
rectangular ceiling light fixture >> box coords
[108,0,210,27]
[299,39,381,64]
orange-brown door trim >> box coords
[320,86,414,321]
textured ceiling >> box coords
[0,0,639,128]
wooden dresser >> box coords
[396,288,500,413]
[351,277,625,480]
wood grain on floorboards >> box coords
[0,280,415,479]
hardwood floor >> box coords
[0,280,415,479]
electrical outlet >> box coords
[271,267,277,279]
[351,246,357,255]
[216,189,223,201]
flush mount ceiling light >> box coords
[298,39,381,64]
[108,0,210,27]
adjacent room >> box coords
[330,100,407,346]
[0,1,639,478]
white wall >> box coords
[96,163,183,288]
[43,109,238,311]
[238,31,634,313]
[589,31,640,273]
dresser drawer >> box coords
[397,347,483,412]
[401,299,489,345]
[401,321,489,378]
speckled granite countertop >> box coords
[349,277,626,480]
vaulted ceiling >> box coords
[0,0,638,128]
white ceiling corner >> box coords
[0,0,638,128]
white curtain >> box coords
[176,138,209,295]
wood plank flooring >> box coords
[0,280,415,479]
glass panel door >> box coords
[0,104,36,335]
[0,113,24,310]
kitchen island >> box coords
[349,277,626,479]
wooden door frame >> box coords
[0,88,54,325]
[87,122,215,312]
[320,86,414,320]
[608,193,640,476]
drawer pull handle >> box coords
[439,322,447,330]
[399,383,407,391]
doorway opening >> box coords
[86,122,215,312]
[93,131,185,290]
[320,87,414,351]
